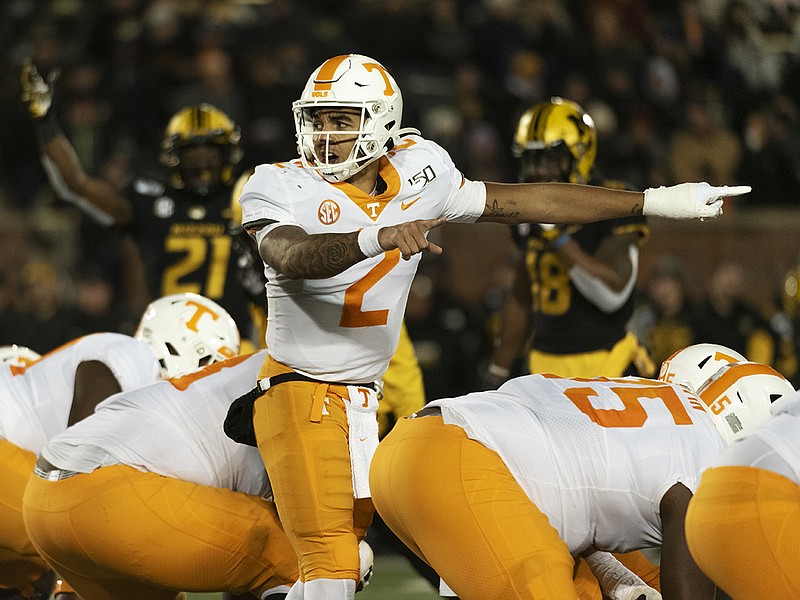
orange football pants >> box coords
[22,464,299,600]
[686,465,800,599]
[370,415,579,600]
[0,439,51,592]
[253,356,374,584]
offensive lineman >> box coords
[370,350,794,599]
[0,293,239,599]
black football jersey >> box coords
[124,177,253,335]
[515,215,649,354]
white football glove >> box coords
[643,182,751,220]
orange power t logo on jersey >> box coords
[184,299,219,332]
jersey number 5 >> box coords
[564,385,694,428]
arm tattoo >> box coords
[484,198,520,219]
[630,202,642,215]
[280,232,364,279]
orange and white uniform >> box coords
[22,351,299,600]
[240,136,485,585]
[0,333,159,593]
[370,374,724,600]
[241,135,484,382]
[686,392,800,598]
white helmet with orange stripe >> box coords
[696,361,795,445]
[293,54,410,182]
[658,343,746,393]
[135,293,240,379]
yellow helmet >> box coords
[160,103,243,193]
[513,97,597,184]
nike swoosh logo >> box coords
[401,197,420,211]
[359,437,368,442]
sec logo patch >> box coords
[318,199,340,224]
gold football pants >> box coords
[686,465,800,598]
[0,439,50,592]
[530,332,655,378]
[22,464,298,600]
[253,356,374,584]
[370,415,579,600]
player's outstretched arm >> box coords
[259,218,445,280]
[479,182,750,225]
[20,59,133,227]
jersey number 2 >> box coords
[340,250,400,328]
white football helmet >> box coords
[293,54,410,182]
[0,344,41,368]
[658,343,746,393]
[135,293,240,379]
[697,361,795,445]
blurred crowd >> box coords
[2,0,800,387]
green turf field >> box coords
[186,552,440,600]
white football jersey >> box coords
[0,333,160,453]
[41,351,270,497]
[714,391,800,485]
[240,135,485,382]
[428,374,725,554]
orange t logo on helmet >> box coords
[185,299,220,332]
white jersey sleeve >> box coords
[41,351,270,496]
[714,391,800,484]
[240,137,482,383]
[428,374,724,555]
[0,333,160,453]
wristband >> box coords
[357,226,385,258]
[550,232,572,250]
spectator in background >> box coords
[167,44,248,127]
[630,256,700,367]
[405,269,483,401]
[694,260,778,365]
[0,271,34,349]
[67,263,123,339]
[17,260,79,353]
[737,95,800,206]
[669,92,743,185]
[720,0,786,100]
